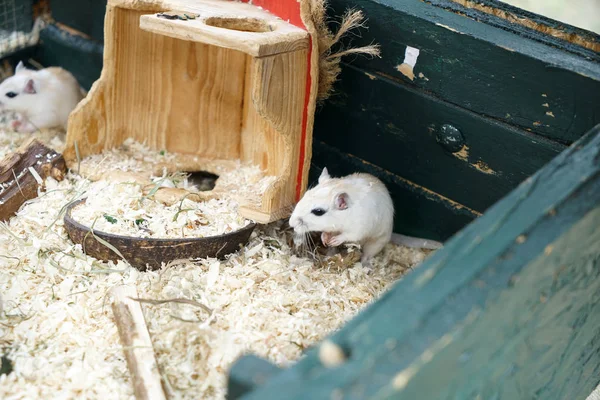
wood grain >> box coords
[314,64,564,213]
[228,124,600,399]
[324,0,600,144]
[139,0,309,57]
[239,49,308,221]
[0,139,67,221]
[111,285,167,400]
[65,0,313,224]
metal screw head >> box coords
[436,124,465,153]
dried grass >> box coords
[311,0,381,102]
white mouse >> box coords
[289,168,443,265]
[0,61,84,132]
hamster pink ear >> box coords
[334,192,349,210]
[318,167,331,184]
[23,79,36,94]
[15,61,26,74]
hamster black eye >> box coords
[5,92,17,98]
[311,208,326,216]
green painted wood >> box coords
[324,0,600,144]
[49,0,107,43]
[427,0,599,60]
[228,355,283,400]
[314,64,565,213]
[33,24,103,90]
[227,124,600,400]
[309,140,478,242]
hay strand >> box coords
[312,1,381,101]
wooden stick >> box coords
[111,286,167,400]
[0,138,66,221]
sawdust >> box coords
[0,111,66,160]
[68,139,277,240]
[0,130,433,399]
[70,182,252,239]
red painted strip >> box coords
[297,40,312,201]
[243,0,304,28]
[241,0,312,202]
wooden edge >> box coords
[375,0,600,79]
[437,0,600,54]
[63,0,114,166]
[228,355,282,400]
[227,124,600,399]
[238,201,292,224]
[240,0,319,202]
[293,0,319,201]
[139,9,308,57]
[111,285,167,400]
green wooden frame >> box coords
[229,124,600,399]
[322,0,600,144]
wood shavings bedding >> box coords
[70,139,275,239]
[77,138,177,177]
[70,182,251,239]
[0,134,433,399]
[77,138,276,208]
[0,111,65,160]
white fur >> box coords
[289,168,443,264]
[0,61,83,132]
[289,168,394,264]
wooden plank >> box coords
[323,0,600,144]
[139,0,309,57]
[111,286,167,400]
[228,124,600,399]
[33,23,103,90]
[314,64,565,213]
[238,49,310,222]
[0,139,67,221]
[309,140,478,241]
[429,0,599,54]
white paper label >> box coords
[403,46,420,68]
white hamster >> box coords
[289,167,443,265]
[0,61,84,132]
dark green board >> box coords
[49,0,107,44]
[427,0,600,61]
[323,0,600,144]
[313,64,565,214]
[33,23,103,91]
[228,124,600,400]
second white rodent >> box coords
[288,168,443,265]
[0,61,84,132]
